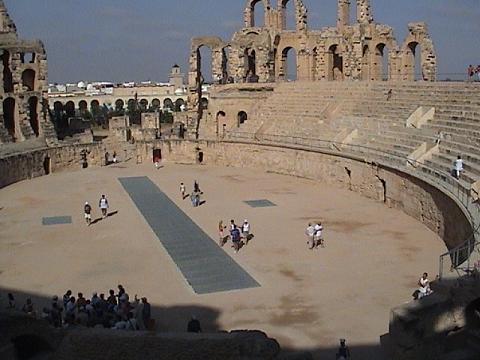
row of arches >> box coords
[3,96,39,140]
[53,98,188,114]
[0,50,37,92]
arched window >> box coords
[79,100,88,114]
[328,45,343,81]
[408,42,422,81]
[65,101,75,118]
[22,69,36,91]
[3,97,15,138]
[163,98,174,111]
[281,47,297,81]
[281,0,295,30]
[139,99,148,111]
[175,98,185,112]
[115,99,124,111]
[253,0,265,27]
[151,98,161,110]
[375,43,389,81]
[28,96,39,136]
[1,50,13,92]
[200,97,209,110]
[237,111,248,127]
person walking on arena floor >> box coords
[180,182,186,199]
[242,219,251,244]
[99,194,109,218]
[231,225,241,253]
[305,223,315,250]
[218,220,227,247]
[84,201,92,225]
[314,222,325,248]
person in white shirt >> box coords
[314,223,324,248]
[99,194,109,218]
[180,182,186,199]
[305,223,315,249]
[453,155,464,180]
[242,220,251,244]
[418,272,433,299]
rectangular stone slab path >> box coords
[119,176,260,295]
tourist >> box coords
[104,151,110,166]
[194,180,200,193]
[154,157,160,169]
[50,302,63,328]
[112,151,117,164]
[453,155,464,180]
[230,219,236,232]
[107,289,117,310]
[142,297,151,330]
[336,339,351,359]
[314,222,325,248]
[242,219,251,244]
[77,292,87,310]
[418,272,433,299]
[63,290,72,308]
[84,201,92,225]
[305,223,315,250]
[467,64,475,81]
[65,296,76,324]
[125,311,139,331]
[180,182,186,199]
[476,65,480,82]
[434,130,444,145]
[187,316,202,333]
[7,293,15,308]
[231,225,241,253]
[22,298,35,316]
[99,194,109,218]
[218,220,227,246]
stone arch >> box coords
[175,98,185,112]
[197,45,214,83]
[139,98,148,111]
[3,97,15,139]
[163,98,174,111]
[244,0,270,27]
[216,111,226,136]
[115,99,124,111]
[21,52,36,63]
[245,48,258,81]
[280,46,297,81]
[127,98,136,112]
[327,44,343,81]
[373,43,389,81]
[361,44,371,80]
[53,101,63,113]
[65,101,75,118]
[278,0,307,31]
[78,100,88,113]
[237,111,248,127]
[1,50,13,93]
[28,96,39,136]
[22,69,36,91]
[405,41,422,81]
[311,47,319,80]
[151,98,161,109]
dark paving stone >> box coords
[42,216,72,226]
[119,176,260,295]
[244,199,277,208]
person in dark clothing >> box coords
[187,316,202,333]
[142,297,151,328]
[336,339,351,359]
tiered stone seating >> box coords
[235,81,480,187]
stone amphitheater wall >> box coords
[143,139,471,251]
[0,143,104,189]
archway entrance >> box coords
[328,45,343,81]
[373,43,389,81]
[237,111,248,127]
[408,42,422,81]
[28,96,39,136]
[281,47,297,81]
[3,97,15,139]
[216,111,226,136]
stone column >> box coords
[357,0,373,24]
[337,0,350,31]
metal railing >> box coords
[222,130,480,279]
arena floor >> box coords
[0,162,447,359]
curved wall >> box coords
[144,139,471,251]
[0,139,472,252]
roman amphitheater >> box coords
[1,1,479,360]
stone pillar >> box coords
[337,0,350,31]
[357,0,373,24]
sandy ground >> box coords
[0,162,446,358]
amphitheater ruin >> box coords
[1,1,480,360]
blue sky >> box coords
[5,0,479,83]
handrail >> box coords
[222,130,480,278]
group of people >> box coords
[180,180,204,207]
[467,64,480,82]
[219,219,251,253]
[6,285,153,331]
[84,194,110,225]
[305,222,325,250]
